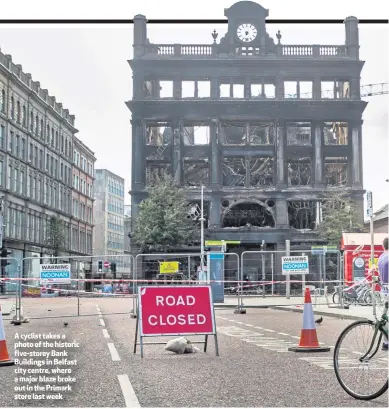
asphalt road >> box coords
[0,298,387,407]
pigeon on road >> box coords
[315,316,323,324]
[64,322,68,327]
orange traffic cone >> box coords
[0,304,15,366]
[288,287,330,353]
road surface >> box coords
[0,298,387,407]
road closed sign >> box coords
[138,285,215,336]
[281,256,309,275]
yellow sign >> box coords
[205,240,241,246]
[159,261,179,274]
[368,258,379,269]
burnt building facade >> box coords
[126,1,366,258]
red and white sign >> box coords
[104,261,110,268]
[138,285,215,336]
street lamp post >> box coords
[200,185,205,275]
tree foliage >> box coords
[46,216,65,259]
[316,193,365,245]
[132,175,198,252]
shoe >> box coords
[382,342,388,351]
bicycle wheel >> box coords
[333,320,388,400]
[363,290,372,305]
[333,291,341,304]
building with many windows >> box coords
[72,137,96,255]
[127,1,366,282]
[93,169,126,274]
[0,49,96,289]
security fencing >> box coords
[239,250,342,307]
[2,254,135,320]
[131,252,240,316]
[4,248,382,320]
[0,257,19,295]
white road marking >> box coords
[263,329,276,333]
[245,323,254,327]
[100,318,105,327]
[254,326,263,330]
[277,332,290,336]
[102,329,110,339]
[107,343,121,361]
[98,314,103,318]
[117,374,141,408]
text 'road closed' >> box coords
[138,286,215,336]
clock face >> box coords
[237,23,258,43]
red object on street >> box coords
[138,285,215,336]
[103,261,110,268]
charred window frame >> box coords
[284,80,313,98]
[249,157,274,186]
[145,122,172,147]
[220,122,247,145]
[286,122,312,146]
[249,122,275,145]
[323,122,349,145]
[222,157,246,187]
[182,123,210,146]
[221,122,275,146]
[222,201,275,228]
[324,157,348,187]
[158,81,174,98]
[188,201,209,227]
[219,79,245,99]
[250,80,276,99]
[287,157,312,186]
[143,80,154,98]
[288,201,319,230]
[321,80,350,99]
[145,163,172,187]
[183,159,210,187]
[181,79,211,99]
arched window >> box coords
[16,101,21,123]
[10,96,15,119]
[0,89,5,112]
[51,128,54,146]
[30,110,33,131]
[35,115,38,135]
[46,124,50,142]
[55,131,59,149]
[40,119,44,137]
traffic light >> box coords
[1,247,11,268]
[111,262,116,273]
[98,260,103,272]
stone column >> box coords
[172,122,182,185]
[351,125,361,187]
[209,197,221,228]
[314,122,323,187]
[276,123,285,187]
[210,120,220,187]
[132,120,144,189]
[275,199,288,228]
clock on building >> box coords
[236,23,258,43]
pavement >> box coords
[0,297,387,407]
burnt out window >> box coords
[323,122,348,145]
[182,125,210,145]
[145,164,171,187]
[286,122,312,146]
[183,159,209,186]
[222,157,246,187]
[145,123,172,146]
[288,201,318,230]
[287,157,312,186]
[325,157,348,187]
[222,202,275,228]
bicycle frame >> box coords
[358,302,388,363]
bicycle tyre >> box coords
[363,290,372,305]
[332,291,340,304]
[333,320,388,400]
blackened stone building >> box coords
[126,1,366,265]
